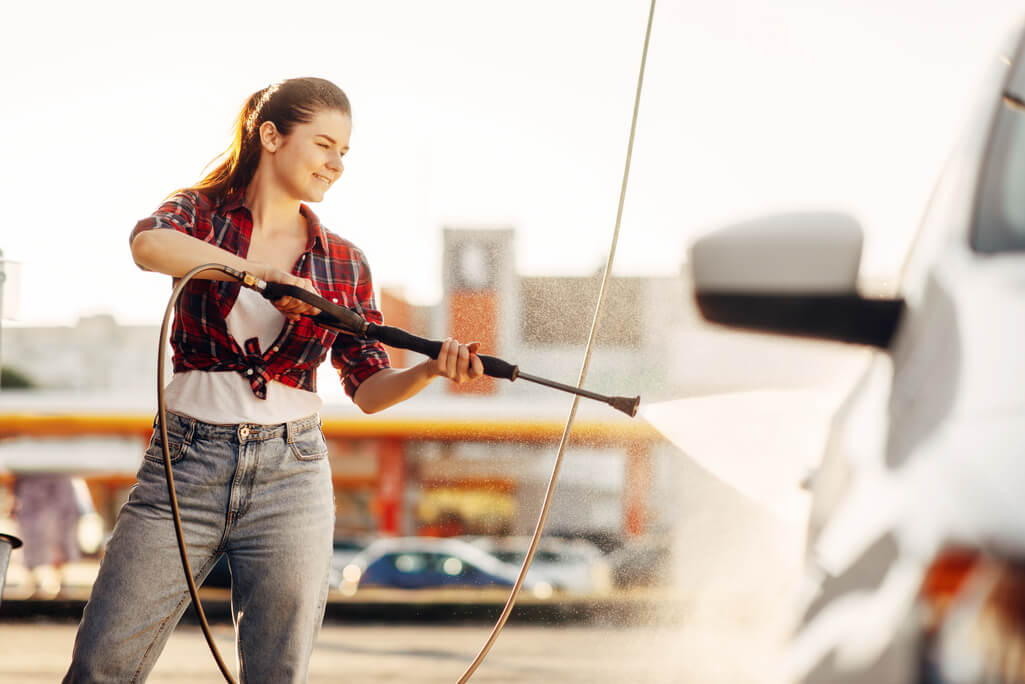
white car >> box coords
[691,22,1025,684]
[463,535,613,595]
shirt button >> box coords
[272,346,279,352]
[245,368,254,376]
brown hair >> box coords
[185,77,351,199]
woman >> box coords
[64,77,483,682]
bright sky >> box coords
[1,0,1022,326]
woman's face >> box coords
[265,107,351,203]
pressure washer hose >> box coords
[456,1,656,679]
[156,265,240,683]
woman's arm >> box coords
[131,229,260,280]
[130,230,320,321]
[352,338,484,414]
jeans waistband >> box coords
[153,410,321,444]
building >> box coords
[0,228,695,550]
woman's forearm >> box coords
[130,229,263,280]
[352,364,438,414]
[352,338,484,413]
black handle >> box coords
[366,324,519,381]
[256,281,519,381]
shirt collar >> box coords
[299,204,328,254]
[220,189,246,212]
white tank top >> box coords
[164,288,323,425]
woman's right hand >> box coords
[259,266,323,321]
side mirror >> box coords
[690,212,904,349]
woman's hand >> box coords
[428,338,484,384]
[260,266,322,322]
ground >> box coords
[0,617,779,683]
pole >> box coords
[0,248,5,391]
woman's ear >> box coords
[259,121,281,152]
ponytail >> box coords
[183,78,351,200]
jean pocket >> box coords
[143,433,188,464]
[289,429,329,462]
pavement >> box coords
[0,618,775,683]
[0,559,789,683]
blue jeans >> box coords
[64,411,335,683]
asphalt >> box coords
[0,616,774,683]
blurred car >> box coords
[335,536,555,599]
[202,536,372,590]
[464,535,613,595]
[690,22,1025,684]
[606,537,671,589]
[327,535,372,587]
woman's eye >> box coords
[318,143,329,149]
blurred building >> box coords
[0,227,711,551]
[2,315,159,393]
[1,225,866,553]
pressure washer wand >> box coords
[233,270,640,417]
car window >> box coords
[440,556,465,576]
[388,551,472,575]
[974,34,1025,253]
[494,550,561,564]
[393,553,427,573]
[973,102,1025,252]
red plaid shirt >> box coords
[131,190,391,400]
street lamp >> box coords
[0,248,18,391]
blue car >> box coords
[336,537,554,598]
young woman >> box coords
[64,77,483,682]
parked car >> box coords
[327,535,373,588]
[201,536,372,590]
[606,536,672,589]
[690,21,1025,684]
[463,535,613,595]
[335,536,555,598]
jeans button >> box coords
[239,426,251,440]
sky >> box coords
[1,0,1023,326]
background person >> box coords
[13,474,81,598]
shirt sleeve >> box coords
[330,248,392,399]
[129,191,211,244]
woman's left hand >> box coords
[429,338,484,384]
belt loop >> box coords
[286,418,296,445]
[183,415,197,445]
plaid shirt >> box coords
[131,190,391,400]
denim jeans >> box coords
[64,411,335,683]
